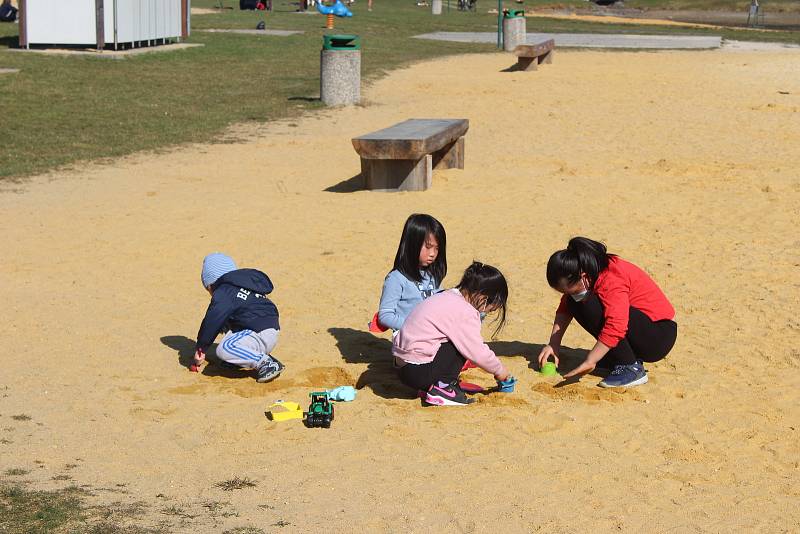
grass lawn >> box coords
[0,0,798,180]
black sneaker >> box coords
[424,381,474,406]
[256,356,285,383]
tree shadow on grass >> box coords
[327,327,418,400]
[159,335,255,380]
[324,173,364,193]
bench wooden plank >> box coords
[514,39,555,58]
[352,118,469,160]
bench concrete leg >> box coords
[516,56,537,71]
[432,137,465,171]
[362,155,432,191]
[539,49,553,65]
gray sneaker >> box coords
[598,361,648,388]
[256,356,285,383]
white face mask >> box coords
[570,289,589,302]
[569,278,590,302]
[479,311,487,322]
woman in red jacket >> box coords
[538,237,677,388]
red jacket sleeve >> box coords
[595,278,630,348]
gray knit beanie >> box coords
[201,253,237,288]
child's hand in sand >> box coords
[194,348,206,366]
[562,359,595,379]
[494,369,510,382]
[537,344,560,368]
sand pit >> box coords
[1,48,799,531]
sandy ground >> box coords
[1,48,799,532]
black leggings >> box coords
[399,342,466,391]
[567,294,677,367]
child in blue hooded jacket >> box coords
[194,253,284,383]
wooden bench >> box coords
[351,118,469,191]
[511,39,555,71]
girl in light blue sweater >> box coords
[374,214,447,332]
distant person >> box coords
[194,253,284,383]
[0,0,17,23]
[393,262,514,406]
[372,213,447,333]
[538,237,677,388]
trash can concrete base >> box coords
[320,49,361,106]
[503,17,526,52]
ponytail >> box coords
[546,237,611,289]
[457,261,508,338]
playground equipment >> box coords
[18,0,189,50]
[316,0,352,29]
[320,34,361,106]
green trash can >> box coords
[320,35,361,106]
[502,10,526,52]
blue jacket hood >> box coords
[213,268,274,295]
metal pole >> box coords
[497,0,502,48]
[113,0,118,50]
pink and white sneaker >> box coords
[424,382,474,406]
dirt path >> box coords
[1,48,799,532]
[531,7,800,30]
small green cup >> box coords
[540,362,558,376]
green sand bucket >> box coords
[540,362,558,376]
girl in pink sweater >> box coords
[393,262,514,406]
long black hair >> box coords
[546,236,614,289]
[392,214,447,285]
[457,261,508,338]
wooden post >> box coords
[18,0,27,48]
[181,0,189,38]
[95,0,105,50]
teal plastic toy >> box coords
[496,376,517,393]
